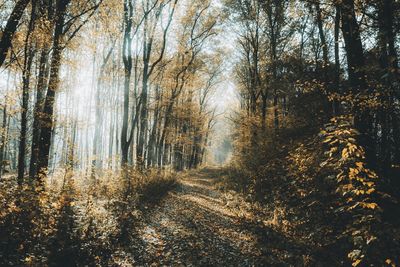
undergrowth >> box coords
[0,169,176,266]
[222,112,400,265]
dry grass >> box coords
[0,167,177,266]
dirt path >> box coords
[133,168,269,266]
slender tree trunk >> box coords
[333,4,341,115]
[17,51,34,184]
[18,2,37,184]
[261,92,267,130]
[0,103,8,179]
[92,46,113,177]
[377,0,399,174]
[315,1,328,68]
[137,76,148,168]
[147,84,161,167]
[136,11,152,168]
[121,0,133,170]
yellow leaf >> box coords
[348,144,356,154]
[385,259,395,267]
[355,162,364,169]
[366,188,375,194]
[364,203,378,209]
[352,259,362,267]
[365,182,374,187]
[355,189,365,195]
[342,148,349,159]
[323,137,332,143]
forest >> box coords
[0,0,399,266]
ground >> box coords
[117,168,311,267]
[130,168,264,266]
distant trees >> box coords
[116,0,219,176]
[0,0,220,189]
[228,0,293,132]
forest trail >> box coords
[133,168,269,266]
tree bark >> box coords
[333,4,341,115]
[315,1,328,69]
[121,0,134,170]
[35,0,71,184]
[339,0,375,165]
[0,102,8,180]
[18,1,37,184]
[29,45,51,179]
[0,0,31,67]
[339,0,366,91]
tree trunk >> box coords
[339,0,374,165]
[333,4,341,115]
[121,0,133,170]
[35,0,70,184]
[17,50,34,184]
[0,103,8,180]
[376,0,399,175]
[339,0,366,90]
[29,45,51,179]
[315,1,328,69]
[0,0,31,67]
[18,2,37,184]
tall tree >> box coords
[29,0,54,180]
[0,0,30,67]
[17,1,38,184]
[121,0,134,168]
